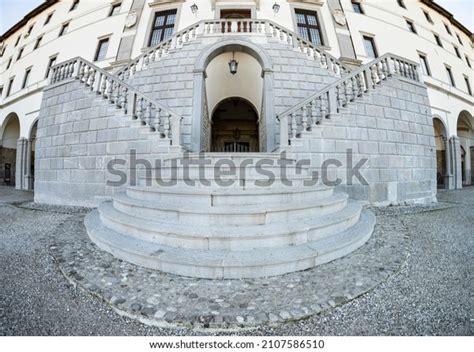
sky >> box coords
[0,0,472,35]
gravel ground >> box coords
[0,186,472,336]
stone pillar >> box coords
[465,144,472,186]
[449,136,463,189]
[15,138,27,190]
[25,139,34,190]
[443,137,454,189]
[191,69,206,152]
[262,69,275,152]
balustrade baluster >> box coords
[88,69,96,90]
[163,113,171,139]
[115,84,122,108]
[100,74,107,96]
[302,106,308,131]
[145,102,153,128]
[154,108,161,132]
[290,114,297,139]
[122,88,128,114]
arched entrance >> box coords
[456,110,473,186]
[192,39,275,152]
[211,97,259,152]
[0,113,20,186]
[433,117,449,189]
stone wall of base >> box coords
[289,76,437,205]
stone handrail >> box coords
[276,53,421,147]
[50,57,183,147]
[115,19,351,80]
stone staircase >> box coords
[85,153,375,279]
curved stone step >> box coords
[97,200,362,250]
[113,192,348,226]
[86,209,375,279]
[126,184,334,206]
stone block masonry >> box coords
[290,77,436,205]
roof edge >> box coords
[421,0,472,39]
[0,0,59,42]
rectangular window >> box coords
[434,34,442,47]
[70,0,79,11]
[14,36,21,47]
[419,54,431,76]
[17,47,24,60]
[445,66,455,87]
[109,3,121,16]
[6,77,14,97]
[465,76,472,96]
[94,38,109,61]
[406,20,416,34]
[466,55,471,68]
[0,45,6,57]
[44,12,54,25]
[22,68,32,89]
[444,23,451,35]
[34,36,43,50]
[352,2,364,14]
[295,9,324,46]
[423,10,433,24]
[363,36,378,58]
[0,86,3,96]
[456,34,463,46]
[59,22,69,37]
[27,24,34,35]
[454,46,461,59]
[397,0,406,9]
[6,57,12,70]
[45,56,57,78]
[148,10,177,47]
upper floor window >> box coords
[27,24,34,35]
[109,3,121,16]
[45,55,57,78]
[423,10,433,24]
[59,22,69,37]
[70,0,79,12]
[34,36,43,50]
[148,10,177,47]
[14,36,21,47]
[419,54,431,76]
[453,46,461,59]
[406,20,417,34]
[352,1,364,14]
[22,67,32,89]
[44,12,54,25]
[6,77,14,97]
[397,0,406,9]
[466,55,471,68]
[0,45,6,57]
[17,47,24,60]
[456,34,463,46]
[6,57,13,70]
[445,65,455,87]
[444,23,452,35]
[94,38,110,61]
[295,9,323,46]
[433,33,442,47]
[363,35,378,59]
[465,76,472,96]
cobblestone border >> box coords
[42,203,452,331]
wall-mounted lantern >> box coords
[228,52,238,75]
[190,3,198,14]
[272,3,280,14]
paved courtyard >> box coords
[0,185,472,335]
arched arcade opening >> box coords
[457,110,473,186]
[0,113,20,186]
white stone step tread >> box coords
[98,200,362,239]
[113,191,347,216]
[86,209,375,278]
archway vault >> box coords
[191,38,275,153]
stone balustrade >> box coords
[277,53,421,147]
[50,57,182,147]
[115,19,351,80]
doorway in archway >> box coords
[211,97,259,152]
